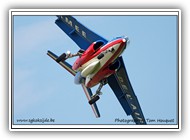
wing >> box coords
[81,83,100,118]
[107,57,146,125]
[47,50,100,118]
[55,15,108,50]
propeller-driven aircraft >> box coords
[47,15,146,124]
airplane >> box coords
[47,15,146,125]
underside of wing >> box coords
[81,84,100,118]
[47,50,76,76]
[47,50,100,118]
[108,57,146,125]
[55,15,108,50]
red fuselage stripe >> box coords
[86,42,125,87]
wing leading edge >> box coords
[55,15,108,50]
[108,57,146,125]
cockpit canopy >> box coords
[83,40,106,55]
[93,40,105,51]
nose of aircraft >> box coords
[122,36,130,46]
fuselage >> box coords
[72,36,129,88]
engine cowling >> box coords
[109,60,121,71]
